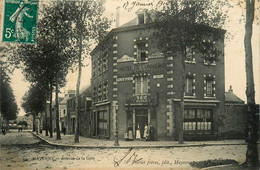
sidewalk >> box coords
[32,131,251,148]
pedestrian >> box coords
[149,124,154,141]
[128,127,133,141]
[62,127,66,135]
[143,124,148,140]
[2,126,6,135]
[136,124,141,140]
[124,130,129,141]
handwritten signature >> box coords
[113,148,143,167]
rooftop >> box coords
[225,86,244,104]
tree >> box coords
[66,0,110,143]
[152,0,229,143]
[0,68,18,128]
[244,0,259,168]
[39,0,78,140]
[17,0,77,139]
[21,83,46,133]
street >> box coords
[0,130,252,169]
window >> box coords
[137,42,147,62]
[93,62,96,77]
[98,110,108,136]
[204,75,215,98]
[183,108,212,131]
[185,77,193,96]
[206,79,213,97]
[103,81,108,101]
[98,58,102,75]
[185,46,195,62]
[93,86,97,103]
[103,57,108,72]
[98,83,102,102]
[204,47,217,65]
[135,77,148,94]
[138,13,145,24]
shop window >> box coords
[183,108,212,132]
[135,77,148,94]
[98,110,108,136]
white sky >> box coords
[0,0,259,116]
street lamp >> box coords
[114,104,119,146]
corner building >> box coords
[90,9,225,141]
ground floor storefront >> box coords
[89,99,224,141]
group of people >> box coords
[124,123,154,141]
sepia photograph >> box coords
[0,0,259,169]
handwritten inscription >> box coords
[123,0,168,12]
[113,148,143,167]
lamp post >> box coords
[114,104,119,146]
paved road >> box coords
[0,130,252,170]
[0,130,40,145]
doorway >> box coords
[135,109,148,138]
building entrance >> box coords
[135,109,148,138]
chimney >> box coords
[116,6,120,28]
[228,85,233,93]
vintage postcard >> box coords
[0,0,259,169]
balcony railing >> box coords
[126,94,158,105]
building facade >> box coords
[67,86,91,136]
[90,9,225,140]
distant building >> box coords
[90,9,226,140]
[67,86,91,136]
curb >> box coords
[31,132,255,149]
[201,164,236,169]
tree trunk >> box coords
[179,49,186,144]
[244,0,259,168]
[75,34,83,143]
[45,90,48,136]
[33,115,36,132]
[55,72,61,140]
[36,113,39,135]
[49,82,53,138]
[6,120,9,132]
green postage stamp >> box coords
[2,0,38,44]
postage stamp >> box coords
[2,0,38,44]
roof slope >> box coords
[225,92,244,104]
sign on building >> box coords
[2,0,38,44]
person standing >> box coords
[136,124,141,140]
[2,126,6,135]
[143,124,148,140]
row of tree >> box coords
[3,0,258,168]
[18,0,110,142]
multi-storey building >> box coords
[90,9,225,140]
[66,86,91,136]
